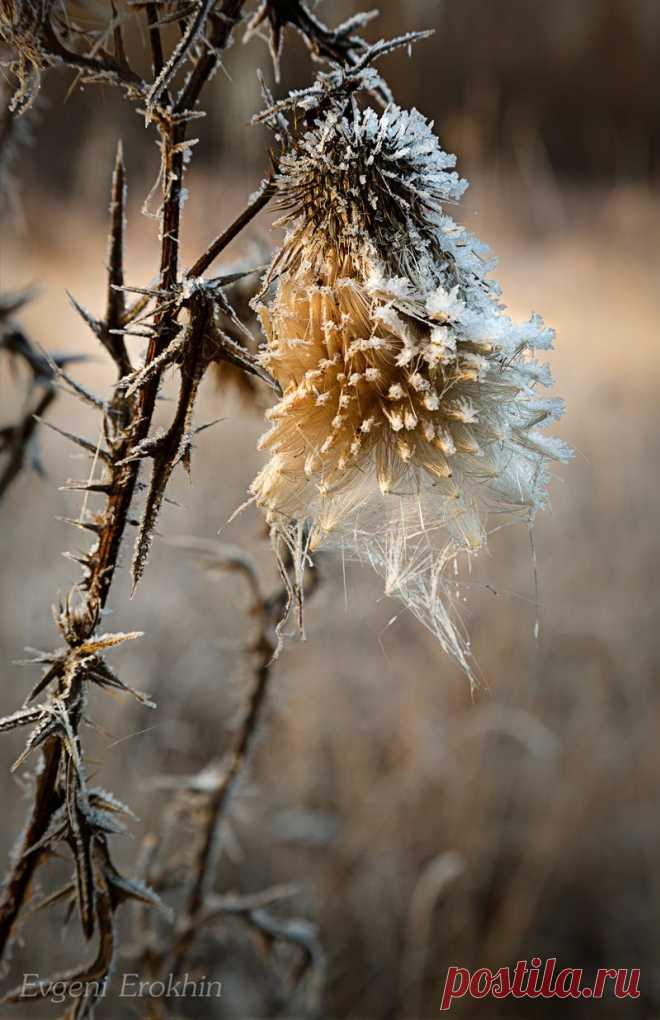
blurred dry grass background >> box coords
[2,1,660,1017]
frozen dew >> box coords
[249,80,571,677]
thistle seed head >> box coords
[271,103,468,281]
[252,89,571,675]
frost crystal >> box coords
[250,91,571,676]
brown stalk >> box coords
[0,1,248,966]
[169,568,277,973]
[129,540,323,1014]
[0,0,379,1008]
[0,141,140,955]
[187,178,277,280]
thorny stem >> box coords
[145,2,166,82]
[0,433,139,956]
[42,20,145,96]
[138,0,251,433]
[0,0,372,1003]
[0,2,250,968]
[0,361,145,954]
[151,549,317,980]
[137,120,184,425]
[171,622,273,972]
[175,0,248,116]
[0,733,63,954]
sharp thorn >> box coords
[55,516,103,535]
[35,418,112,464]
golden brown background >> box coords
[1,1,660,1016]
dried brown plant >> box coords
[0,1,381,1015]
[128,538,324,1018]
[0,1,571,1015]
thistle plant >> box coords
[0,0,568,1014]
[250,71,571,675]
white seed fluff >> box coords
[249,91,571,676]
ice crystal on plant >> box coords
[250,84,571,676]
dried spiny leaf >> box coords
[3,844,118,1003]
[78,630,143,655]
[245,0,376,81]
[23,804,69,858]
[0,705,45,733]
[102,853,172,920]
[65,764,96,939]
[104,140,132,376]
[11,711,61,772]
[87,657,156,708]
[130,296,213,591]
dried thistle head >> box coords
[250,88,571,675]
